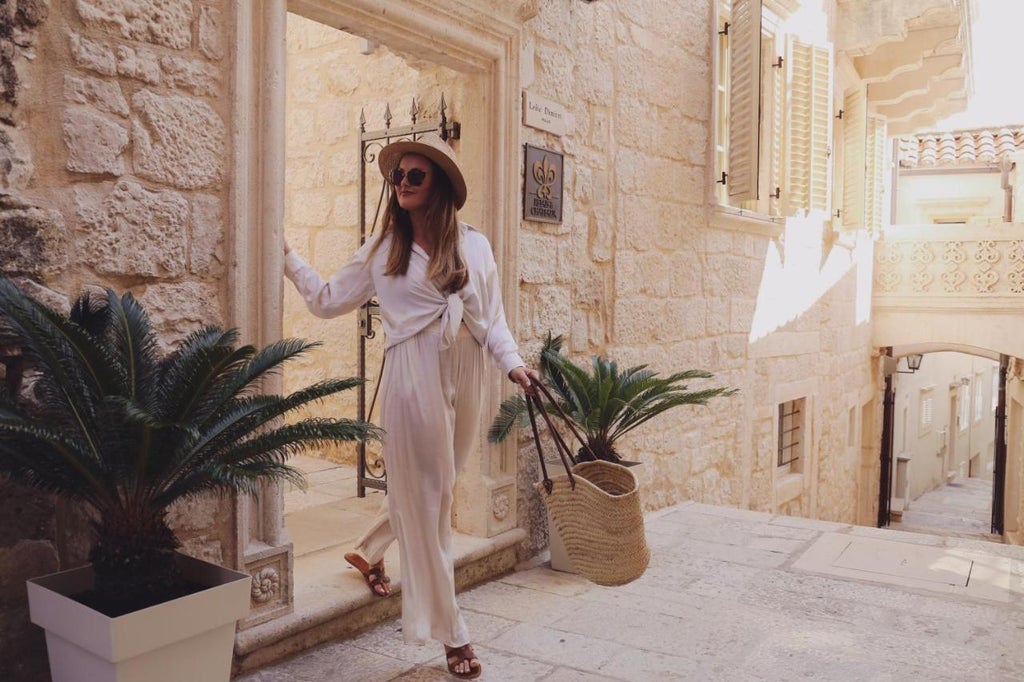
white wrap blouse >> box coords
[283,223,525,376]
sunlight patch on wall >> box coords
[749,212,870,342]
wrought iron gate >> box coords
[355,96,461,497]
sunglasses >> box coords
[389,168,428,187]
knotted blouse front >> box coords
[283,223,525,376]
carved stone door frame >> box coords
[229,0,528,628]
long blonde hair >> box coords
[370,158,468,294]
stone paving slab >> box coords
[234,502,1024,681]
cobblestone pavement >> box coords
[234,501,1024,681]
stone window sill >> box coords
[775,471,803,505]
[710,205,785,238]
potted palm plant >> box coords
[0,278,380,682]
[488,333,736,571]
[488,333,737,462]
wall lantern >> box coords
[896,353,923,374]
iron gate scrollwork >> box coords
[356,95,461,497]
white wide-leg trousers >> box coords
[353,321,484,647]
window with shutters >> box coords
[959,383,970,432]
[777,398,804,474]
[918,387,933,437]
[714,0,832,219]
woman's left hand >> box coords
[508,366,541,396]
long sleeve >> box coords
[477,240,525,376]
[283,240,377,319]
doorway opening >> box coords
[883,350,1003,542]
[280,11,475,560]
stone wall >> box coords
[0,2,235,677]
[511,0,880,556]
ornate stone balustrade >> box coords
[874,225,1024,299]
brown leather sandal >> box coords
[344,552,391,597]
[444,643,482,680]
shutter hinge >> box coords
[833,209,842,218]
[771,187,781,199]
[717,172,728,185]
[835,109,844,120]
[719,22,730,36]
[771,56,784,69]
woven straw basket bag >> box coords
[526,382,650,586]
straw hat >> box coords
[378,132,467,209]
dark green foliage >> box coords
[488,332,737,463]
[0,278,381,614]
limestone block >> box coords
[614,147,644,193]
[0,126,33,191]
[17,0,50,26]
[615,97,654,151]
[0,201,67,277]
[62,106,128,175]
[64,75,129,117]
[286,156,326,190]
[618,195,659,251]
[677,58,710,121]
[137,281,223,344]
[534,285,571,336]
[571,262,605,307]
[290,189,331,227]
[572,51,613,105]
[68,32,116,76]
[327,151,358,185]
[76,180,188,277]
[190,193,224,276]
[160,54,220,96]
[527,0,571,47]
[316,101,354,146]
[285,109,317,152]
[166,494,217,533]
[178,535,224,566]
[75,0,193,50]
[591,210,612,262]
[132,89,226,189]
[331,193,358,227]
[0,540,58,601]
[532,43,573,99]
[519,231,559,284]
[116,44,161,84]
[668,298,706,340]
[198,6,224,61]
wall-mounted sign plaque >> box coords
[523,144,563,224]
[523,91,567,136]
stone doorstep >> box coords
[231,528,527,675]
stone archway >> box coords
[228,0,531,628]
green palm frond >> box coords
[488,330,737,462]
[0,277,381,607]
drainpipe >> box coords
[879,347,896,527]
[992,354,1009,535]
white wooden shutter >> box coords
[787,38,833,215]
[865,115,887,236]
[768,37,786,216]
[727,0,763,202]
[842,85,867,230]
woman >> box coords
[283,132,537,680]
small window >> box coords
[974,372,984,422]
[778,398,804,472]
[959,383,970,432]
[918,388,933,436]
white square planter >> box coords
[26,553,251,682]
